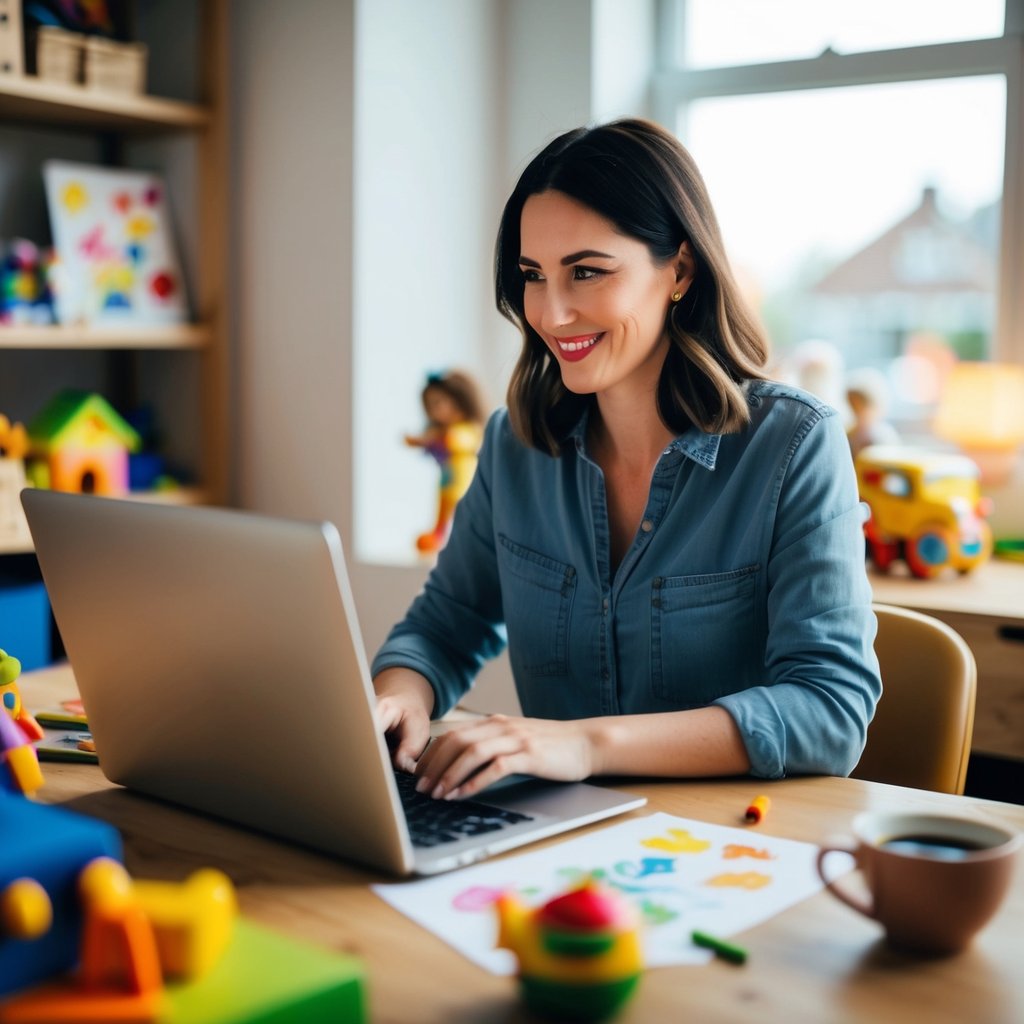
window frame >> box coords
[652,0,1024,365]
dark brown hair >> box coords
[422,370,487,426]
[496,118,770,455]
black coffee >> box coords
[880,834,988,861]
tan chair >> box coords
[851,603,977,795]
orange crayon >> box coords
[744,795,770,824]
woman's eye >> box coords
[520,268,543,283]
[572,265,603,281]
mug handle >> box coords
[816,845,873,919]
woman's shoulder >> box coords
[746,378,840,420]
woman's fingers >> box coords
[376,695,431,774]
[415,716,522,798]
[412,714,596,800]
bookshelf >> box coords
[0,0,229,561]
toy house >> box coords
[28,392,141,497]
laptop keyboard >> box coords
[393,771,535,848]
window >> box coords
[655,1,1024,440]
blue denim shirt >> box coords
[372,380,882,779]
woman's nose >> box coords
[536,284,576,332]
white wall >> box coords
[230,0,355,540]
[352,0,507,567]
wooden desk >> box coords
[870,558,1024,761]
[19,669,1024,1024]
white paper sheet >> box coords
[373,811,853,974]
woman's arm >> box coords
[412,705,750,800]
[371,412,508,717]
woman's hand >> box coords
[413,714,596,801]
[374,668,435,774]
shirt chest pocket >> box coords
[650,565,760,706]
[497,534,577,677]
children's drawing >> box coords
[722,844,776,861]
[703,872,772,890]
[640,827,712,854]
[42,161,188,326]
[373,812,853,974]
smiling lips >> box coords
[555,332,604,362]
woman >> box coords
[373,118,881,800]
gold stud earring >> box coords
[671,291,683,302]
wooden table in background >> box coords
[870,558,1024,762]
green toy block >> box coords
[164,919,366,1024]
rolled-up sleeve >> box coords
[370,414,508,717]
[715,409,882,778]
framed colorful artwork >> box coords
[43,161,189,325]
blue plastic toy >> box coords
[0,792,123,997]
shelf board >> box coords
[0,73,209,132]
[0,533,34,556]
[0,323,211,350]
[0,487,211,554]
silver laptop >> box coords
[21,490,645,876]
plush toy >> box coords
[404,370,485,554]
[0,239,55,326]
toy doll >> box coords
[846,367,899,457]
[405,370,485,554]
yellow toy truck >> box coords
[854,445,993,579]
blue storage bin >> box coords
[0,577,52,671]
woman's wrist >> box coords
[579,716,616,777]
[373,667,436,717]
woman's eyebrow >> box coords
[518,249,616,268]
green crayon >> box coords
[691,929,748,964]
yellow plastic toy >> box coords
[855,444,993,579]
[134,868,237,981]
[495,879,643,1022]
[0,878,52,940]
[0,650,44,745]
[404,371,485,554]
[0,414,32,547]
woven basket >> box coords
[84,36,147,94]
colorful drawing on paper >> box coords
[43,161,189,326]
[373,812,853,974]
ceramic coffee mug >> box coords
[816,811,1021,954]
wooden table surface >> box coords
[20,667,1024,1024]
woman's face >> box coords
[519,190,690,401]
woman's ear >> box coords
[674,240,696,289]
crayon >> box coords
[692,930,748,965]
[745,794,770,823]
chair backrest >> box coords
[851,603,977,795]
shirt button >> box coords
[640,519,654,533]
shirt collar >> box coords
[567,408,722,470]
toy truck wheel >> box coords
[904,524,955,579]
[867,536,901,571]
[863,516,900,571]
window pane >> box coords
[683,0,1005,68]
[682,76,1004,430]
